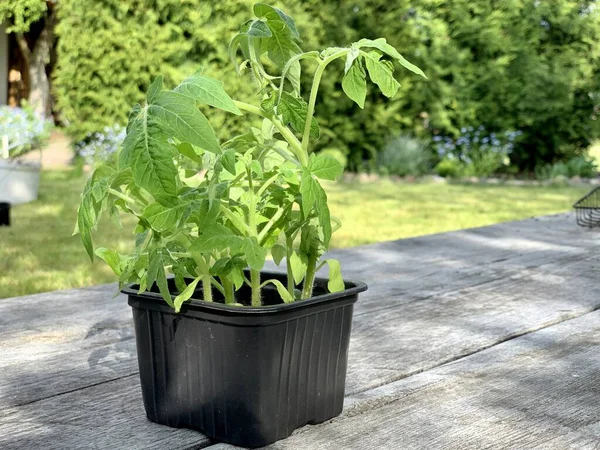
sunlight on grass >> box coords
[0,170,588,299]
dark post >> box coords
[0,202,10,226]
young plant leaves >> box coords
[364,51,400,98]
[119,109,178,206]
[143,202,188,233]
[261,278,294,303]
[342,62,367,108]
[94,247,123,276]
[191,224,243,254]
[356,38,427,79]
[149,91,221,153]
[175,73,242,115]
[173,276,201,313]
[244,237,268,270]
[271,244,286,265]
[325,259,345,292]
[309,154,344,181]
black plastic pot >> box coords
[124,271,367,448]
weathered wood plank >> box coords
[0,375,211,450]
[209,309,600,449]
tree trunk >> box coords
[15,7,57,119]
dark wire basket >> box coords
[574,186,600,228]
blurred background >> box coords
[1,0,599,298]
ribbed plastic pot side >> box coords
[124,271,367,448]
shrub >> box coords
[377,135,431,176]
[435,157,463,178]
[0,105,52,158]
[535,155,598,180]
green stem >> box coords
[258,206,286,244]
[220,204,251,235]
[221,277,235,304]
[107,188,136,205]
[233,100,307,165]
[286,236,295,298]
[250,268,261,306]
[202,274,213,302]
[301,49,350,154]
[301,254,318,300]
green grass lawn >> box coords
[0,169,589,299]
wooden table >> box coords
[2,213,599,449]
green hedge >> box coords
[54,0,600,171]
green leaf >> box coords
[221,150,237,175]
[190,224,243,254]
[119,108,178,205]
[313,179,333,247]
[309,154,344,181]
[95,247,123,276]
[173,276,201,313]
[254,4,300,40]
[250,159,263,178]
[147,249,174,308]
[356,38,427,79]
[271,244,286,265]
[146,76,163,104]
[143,202,188,233]
[289,251,308,284]
[244,19,272,38]
[300,169,318,214]
[149,91,221,153]
[244,237,267,270]
[261,278,294,303]
[177,142,203,164]
[275,92,320,139]
[254,5,302,92]
[364,52,400,98]
[342,62,367,108]
[175,73,242,115]
[325,259,345,292]
[345,47,360,74]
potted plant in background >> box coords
[0,104,52,205]
[76,3,425,447]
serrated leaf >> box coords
[300,169,318,214]
[244,237,267,270]
[221,150,237,175]
[289,251,308,284]
[309,154,344,181]
[261,278,294,303]
[147,249,174,308]
[325,259,345,292]
[275,92,320,139]
[95,247,123,276]
[143,202,188,233]
[342,62,367,108]
[271,244,286,265]
[191,224,243,254]
[146,76,163,104]
[315,184,332,247]
[244,19,272,37]
[254,4,300,40]
[149,91,221,153]
[174,276,201,313]
[119,108,178,205]
[175,73,242,115]
[364,51,400,98]
[254,5,302,92]
[356,38,427,79]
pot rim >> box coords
[123,270,367,316]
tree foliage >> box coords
[55,0,600,170]
[0,0,47,33]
